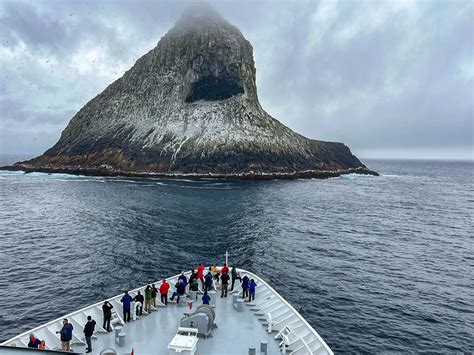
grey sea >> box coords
[0,156,472,353]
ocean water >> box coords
[0,156,472,353]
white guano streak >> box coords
[171,136,189,164]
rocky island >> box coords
[1,5,378,180]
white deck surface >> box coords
[86,289,281,354]
[2,269,333,355]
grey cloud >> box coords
[0,0,472,159]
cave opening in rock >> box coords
[185,75,244,103]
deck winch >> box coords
[179,305,217,337]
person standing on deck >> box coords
[204,271,213,292]
[242,275,250,299]
[248,279,257,302]
[197,264,204,288]
[231,266,241,291]
[189,270,197,289]
[144,285,152,313]
[189,276,199,292]
[212,264,220,282]
[120,291,133,322]
[160,279,170,305]
[83,315,96,353]
[151,284,158,307]
[221,271,230,297]
[102,301,113,332]
[202,290,211,305]
[133,290,144,316]
[56,318,73,352]
[221,263,229,275]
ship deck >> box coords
[88,288,282,354]
[2,269,333,355]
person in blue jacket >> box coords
[27,334,41,348]
[56,318,73,352]
[170,279,186,303]
[121,291,133,322]
[242,275,250,299]
[202,290,211,305]
[248,279,257,301]
[204,271,213,292]
[178,271,188,286]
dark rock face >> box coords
[186,75,244,102]
[6,5,377,178]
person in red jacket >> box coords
[160,279,170,305]
[221,263,229,275]
[197,263,204,288]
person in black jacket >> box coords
[204,271,213,292]
[151,284,158,307]
[83,316,96,353]
[102,301,113,332]
[221,271,230,298]
[133,290,144,316]
[231,266,241,291]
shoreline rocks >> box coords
[0,164,379,180]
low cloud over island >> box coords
[1,0,472,160]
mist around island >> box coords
[0,0,473,160]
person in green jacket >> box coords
[144,285,152,313]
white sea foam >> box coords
[0,170,25,176]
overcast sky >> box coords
[0,0,473,160]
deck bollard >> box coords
[235,298,245,312]
[260,341,268,354]
[117,331,126,347]
[248,346,256,355]
[232,293,240,307]
[114,326,123,338]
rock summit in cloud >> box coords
[4,4,377,179]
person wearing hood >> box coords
[242,275,250,299]
[248,279,257,301]
[202,290,211,305]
